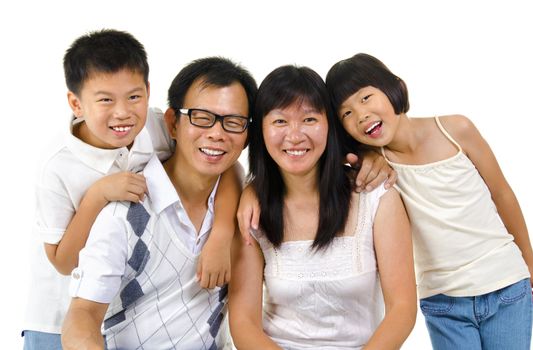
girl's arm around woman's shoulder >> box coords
[228,233,282,350]
[366,188,417,350]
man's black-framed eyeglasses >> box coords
[178,108,251,133]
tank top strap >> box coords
[380,146,390,162]
[435,116,463,152]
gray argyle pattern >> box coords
[102,202,229,349]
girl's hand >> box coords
[346,152,397,192]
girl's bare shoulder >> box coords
[438,113,474,128]
[436,114,478,139]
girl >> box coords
[326,53,533,349]
[229,65,416,349]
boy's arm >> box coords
[446,115,533,285]
[237,184,261,245]
[197,163,244,288]
[45,172,146,275]
[62,298,108,350]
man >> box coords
[61,57,257,350]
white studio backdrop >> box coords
[1,1,531,348]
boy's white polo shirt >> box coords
[24,107,171,334]
[37,125,154,244]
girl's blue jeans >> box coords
[420,278,532,350]
[22,330,62,350]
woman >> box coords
[228,65,416,350]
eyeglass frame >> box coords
[176,108,251,134]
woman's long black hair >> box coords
[248,65,355,249]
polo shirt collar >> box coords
[66,119,153,174]
[143,155,179,214]
[143,155,220,215]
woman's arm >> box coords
[366,188,417,350]
[228,234,281,350]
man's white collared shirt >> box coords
[70,156,227,349]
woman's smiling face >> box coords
[262,101,328,178]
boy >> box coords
[23,30,240,349]
[62,56,256,349]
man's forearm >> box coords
[62,303,106,350]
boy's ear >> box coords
[146,81,151,99]
[164,107,178,139]
[67,91,83,119]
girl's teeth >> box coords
[286,150,307,156]
[365,122,381,134]
[201,148,224,156]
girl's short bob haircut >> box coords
[326,53,410,115]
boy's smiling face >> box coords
[68,68,149,149]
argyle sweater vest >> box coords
[103,202,228,350]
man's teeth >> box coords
[365,121,381,134]
[112,126,133,132]
[286,150,307,156]
[201,148,224,156]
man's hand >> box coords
[347,152,397,192]
[196,235,231,289]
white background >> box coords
[1,1,532,348]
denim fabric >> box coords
[23,330,62,350]
[420,278,532,350]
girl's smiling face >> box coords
[338,86,399,147]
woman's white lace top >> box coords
[252,185,387,349]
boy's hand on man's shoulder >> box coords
[196,234,231,289]
[91,172,147,205]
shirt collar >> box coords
[143,155,178,214]
[65,119,154,174]
[143,155,220,215]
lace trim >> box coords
[261,191,375,280]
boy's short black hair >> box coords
[167,56,257,117]
[63,29,149,95]
[326,53,409,115]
